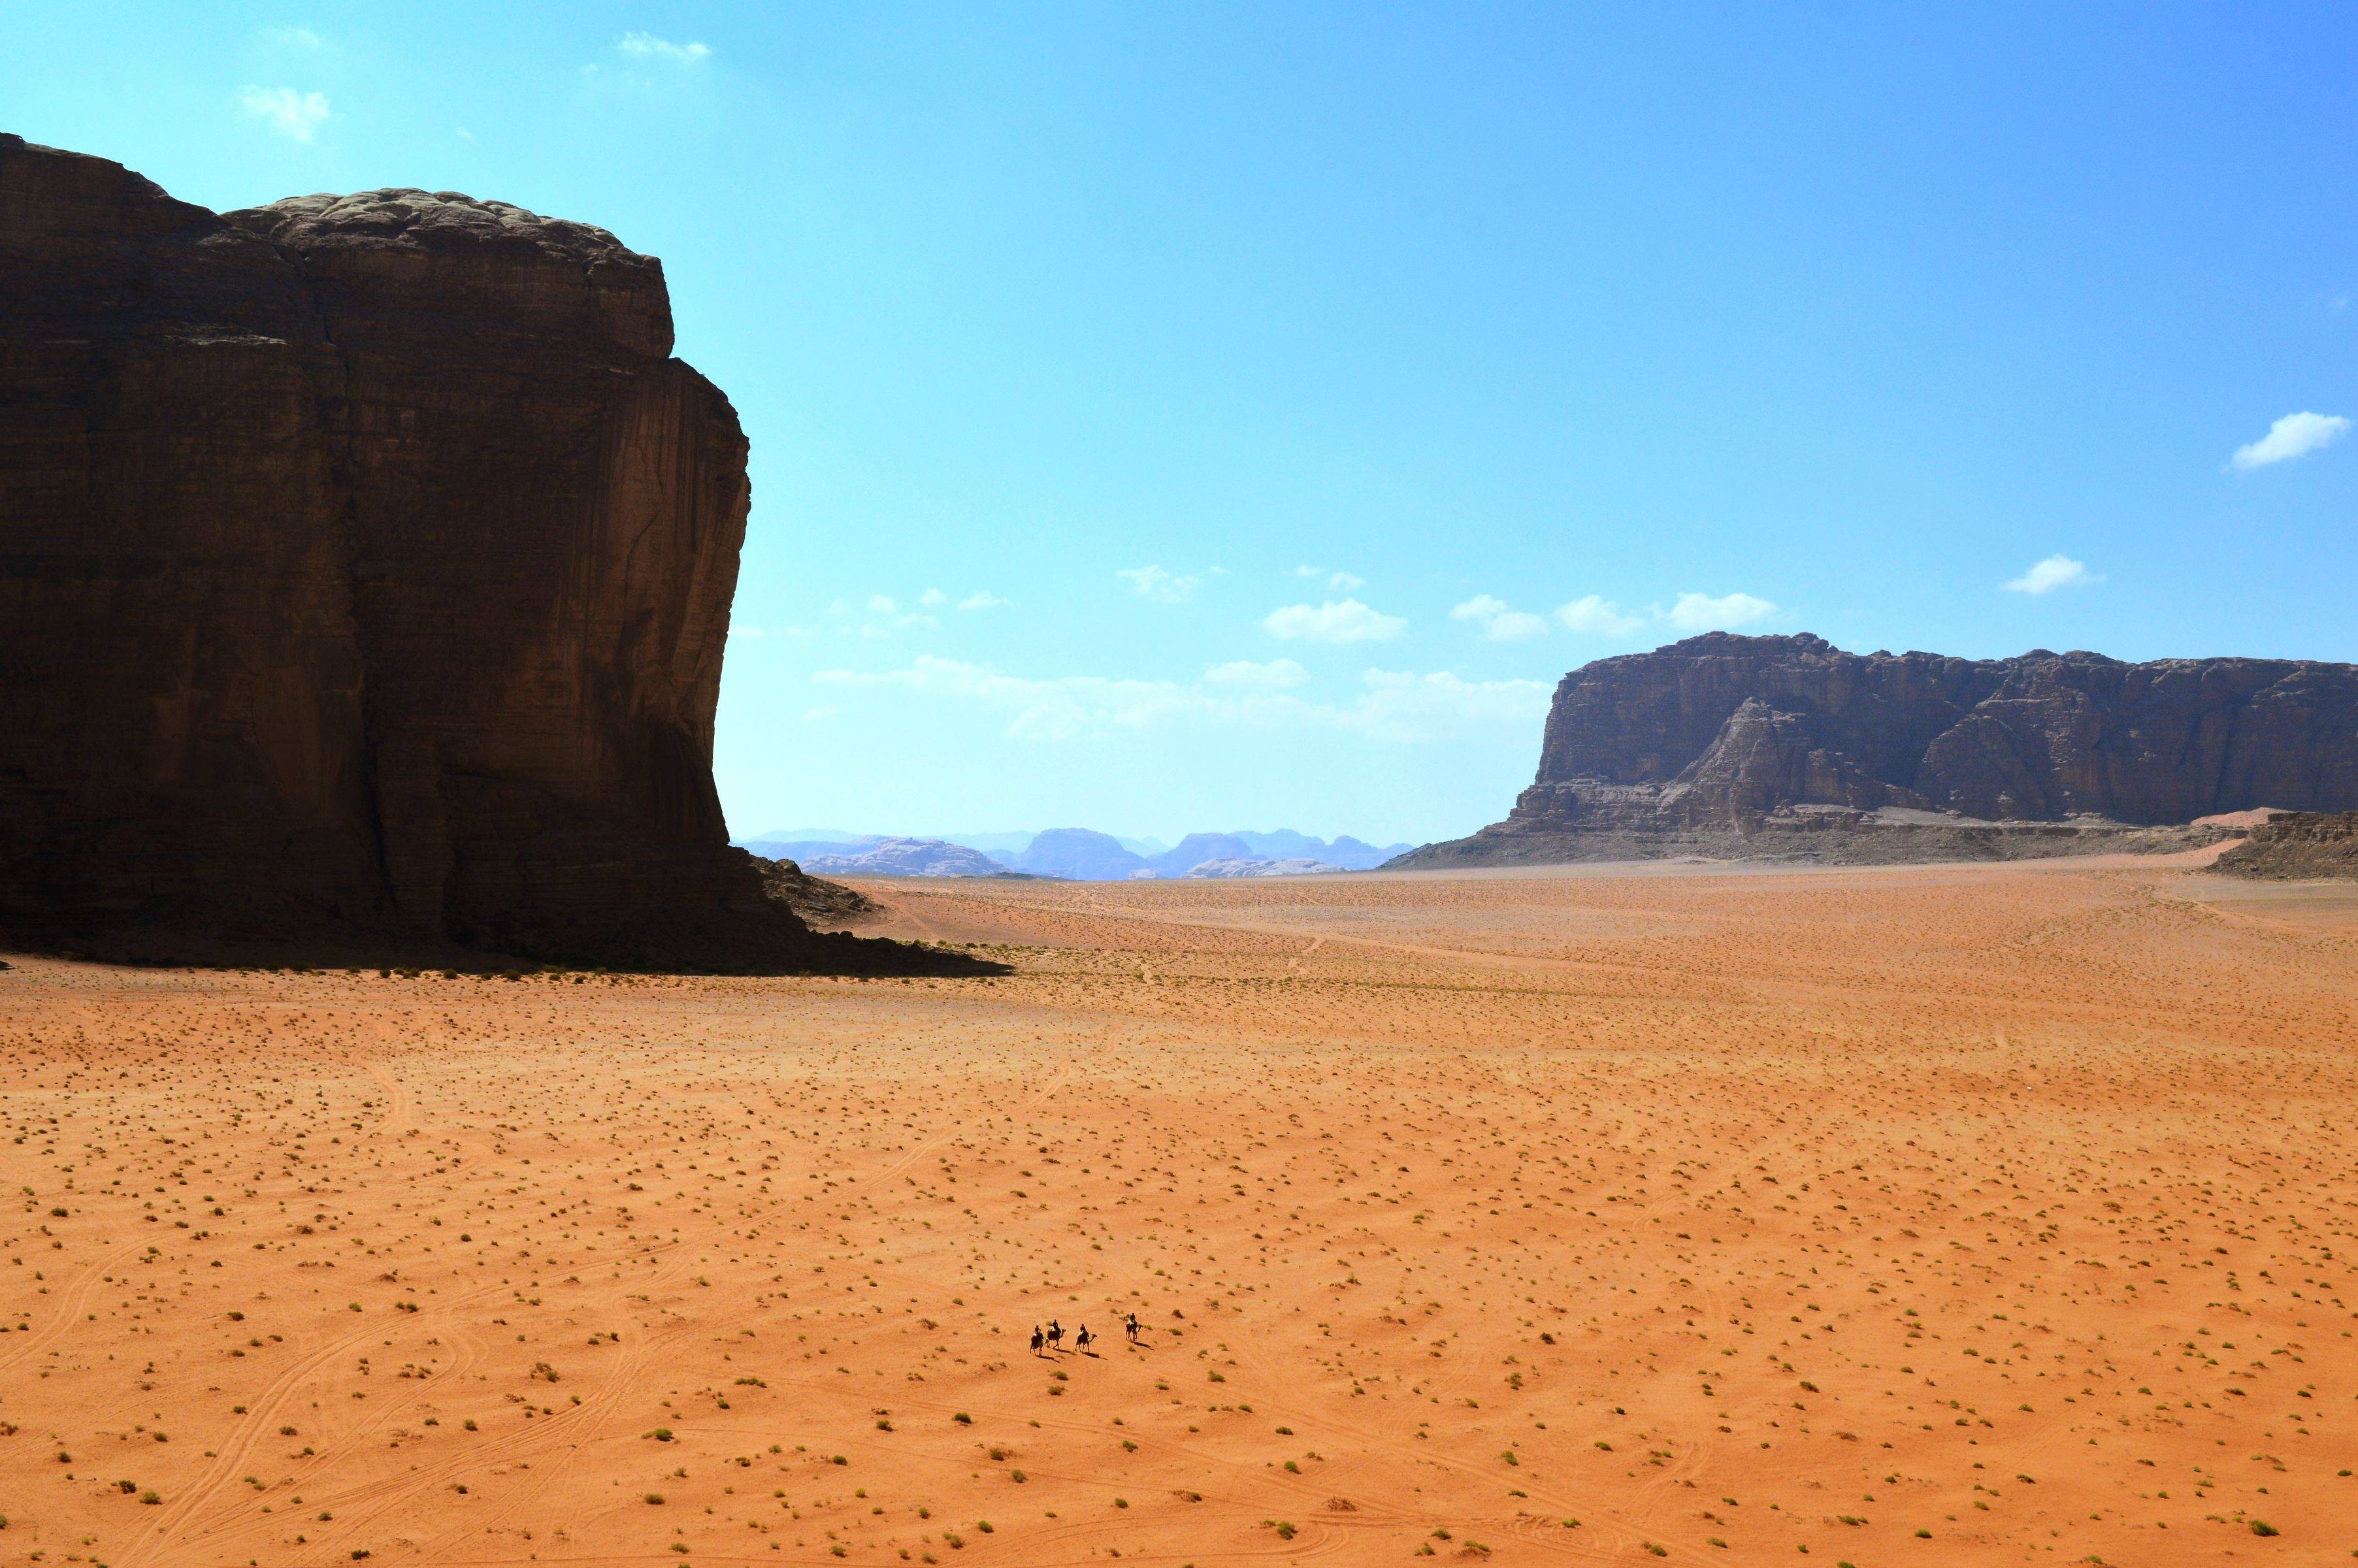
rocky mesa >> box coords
[1402,632,2358,866]
[2213,811,2358,880]
[0,135,906,968]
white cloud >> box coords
[800,705,838,723]
[1292,564,1326,578]
[853,592,936,632]
[919,587,947,608]
[1339,670,1554,742]
[1117,564,1201,603]
[1263,598,1407,644]
[2231,411,2349,470]
[1328,570,1366,591]
[958,591,1009,612]
[815,656,1298,741]
[1205,658,1309,691]
[1665,591,1777,632]
[261,25,323,48]
[815,655,1539,743]
[1450,594,1548,642]
[1555,595,1647,636]
[2003,554,2101,596]
[618,31,711,63]
[237,86,331,141]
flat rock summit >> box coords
[1405,632,2358,866]
[0,134,919,968]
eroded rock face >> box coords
[2214,812,2358,880]
[1405,633,2358,866]
[0,136,793,964]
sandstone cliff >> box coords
[1403,633,2358,866]
[2213,812,2358,880]
[0,135,886,968]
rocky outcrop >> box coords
[1403,633,2358,867]
[2213,813,2358,880]
[0,135,855,968]
[753,857,880,926]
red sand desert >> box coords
[5,855,2357,1566]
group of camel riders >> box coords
[1030,1312,1143,1356]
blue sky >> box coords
[11,4,2355,844]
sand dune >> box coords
[5,860,2356,1565]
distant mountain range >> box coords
[734,826,1415,879]
[785,838,1024,879]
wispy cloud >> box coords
[1117,565,1201,603]
[1665,591,1777,632]
[1263,598,1407,644]
[1341,670,1552,742]
[1555,595,1647,636]
[617,31,711,64]
[1205,658,1309,691]
[1450,595,1548,641]
[857,593,937,632]
[958,591,1009,612]
[815,656,1542,742]
[2231,410,2349,470]
[237,86,331,141]
[260,25,323,48]
[2003,555,2101,596]
[815,657,1286,741]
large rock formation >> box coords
[2213,813,2358,880]
[0,134,853,967]
[1404,633,2358,866]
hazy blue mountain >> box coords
[1149,832,1257,877]
[1319,835,1415,870]
[738,834,880,863]
[736,826,1412,877]
[932,830,1037,859]
[798,838,1015,877]
[1021,828,1149,880]
[1231,828,1326,858]
[1229,830,1411,870]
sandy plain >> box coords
[4,855,2357,1567]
